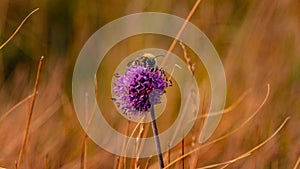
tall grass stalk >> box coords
[162,0,202,66]
[16,56,44,169]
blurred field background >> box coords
[0,0,299,168]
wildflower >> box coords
[113,64,171,116]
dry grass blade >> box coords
[144,157,151,169]
[197,117,291,169]
[80,134,88,169]
[16,56,44,169]
[163,84,270,169]
[199,154,251,169]
[0,8,39,50]
[162,0,202,66]
[81,76,99,169]
[45,154,49,169]
[170,88,197,145]
[167,145,170,165]
[0,94,33,122]
[201,84,269,145]
[80,93,89,169]
[134,123,145,168]
[86,75,99,131]
[117,120,131,169]
[179,41,195,74]
[137,123,151,165]
[3,97,61,156]
[181,138,184,169]
[219,163,231,169]
[124,116,145,154]
[198,89,251,120]
[293,156,300,169]
[114,157,120,169]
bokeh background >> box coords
[0,0,299,168]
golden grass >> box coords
[197,117,290,169]
[0,0,299,168]
[179,41,195,74]
[0,8,39,50]
[293,156,300,169]
[0,94,33,122]
[16,56,44,169]
[162,0,202,66]
[163,84,270,168]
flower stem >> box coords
[150,106,165,168]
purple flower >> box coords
[113,65,171,116]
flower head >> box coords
[113,64,171,116]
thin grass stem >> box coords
[0,8,39,50]
[163,84,270,169]
[144,157,151,169]
[181,138,184,169]
[162,0,202,66]
[197,117,290,169]
[293,156,300,169]
[16,56,44,169]
[0,94,33,122]
[45,154,49,169]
